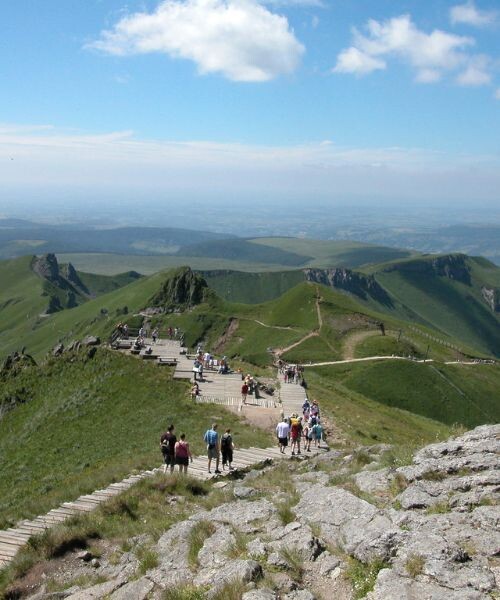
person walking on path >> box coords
[174,434,193,474]
[276,417,290,454]
[221,429,235,471]
[312,420,323,448]
[160,424,177,474]
[290,414,302,456]
[204,423,221,474]
[303,421,313,452]
[241,382,249,405]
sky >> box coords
[0,0,499,211]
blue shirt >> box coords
[204,429,218,446]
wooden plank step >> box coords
[3,530,32,541]
[0,536,26,547]
[0,543,21,556]
[61,502,96,512]
[0,530,31,541]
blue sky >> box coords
[0,0,499,206]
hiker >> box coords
[302,398,310,416]
[168,326,173,339]
[290,414,302,455]
[122,323,129,338]
[160,424,177,474]
[204,423,221,474]
[174,434,193,474]
[241,381,249,405]
[312,420,323,448]
[191,382,200,400]
[152,328,159,343]
[221,428,234,471]
[276,417,290,454]
[193,359,201,381]
[303,421,313,452]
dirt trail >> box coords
[253,319,296,331]
[342,330,382,360]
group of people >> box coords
[277,360,305,385]
[192,349,232,382]
[241,373,259,404]
[160,423,235,474]
[275,398,323,455]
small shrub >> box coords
[188,521,216,569]
[280,547,304,582]
[276,501,296,526]
[389,472,408,496]
[405,553,425,578]
[346,557,388,599]
[425,501,451,515]
[226,530,249,559]
[352,450,372,470]
[136,546,159,574]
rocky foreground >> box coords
[26,425,499,600]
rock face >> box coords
[303,268,393,306]
[22,425,499,600]
[148,266,209,310]
[384,254,472,286]
[32,253,90,314]
[481,286,500,313]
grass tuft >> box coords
[279,547,304,582]
[405,553,425,578]
[187,520,216,570]
[346,557,388,599]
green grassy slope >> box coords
[203,270,305,304]
[306,366,454,449]
[179,239,311,266]
[372,256,500,356]
[249,237,414,267]
[0,257,153,360]
[0,349,271,527]
[308,361,500,431]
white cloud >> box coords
[333,47,386,75]
[88,0,304,82]
[333,14,494,86]
[450,2,498,27]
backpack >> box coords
[221,434,232,449]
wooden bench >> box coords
[157,357,178,366]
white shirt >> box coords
[276,422,290,438]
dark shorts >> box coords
[279,437,288,447]
[162,450,174,465]
[221,448,233,464]
[176,456,189,466]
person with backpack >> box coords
[203,423,221,474]
[221,429,234,471]
[289,414,302,456]
[160,424,177,474]
[312,420,323,449]
[174,433,193,474]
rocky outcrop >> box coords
[481,286,500,313]
[384,254,472,286]
[32,254,90,314]
[20,426,499,600]
[148,267,209,311]
[304,268,393,306]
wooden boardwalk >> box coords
[0,443,327,568]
